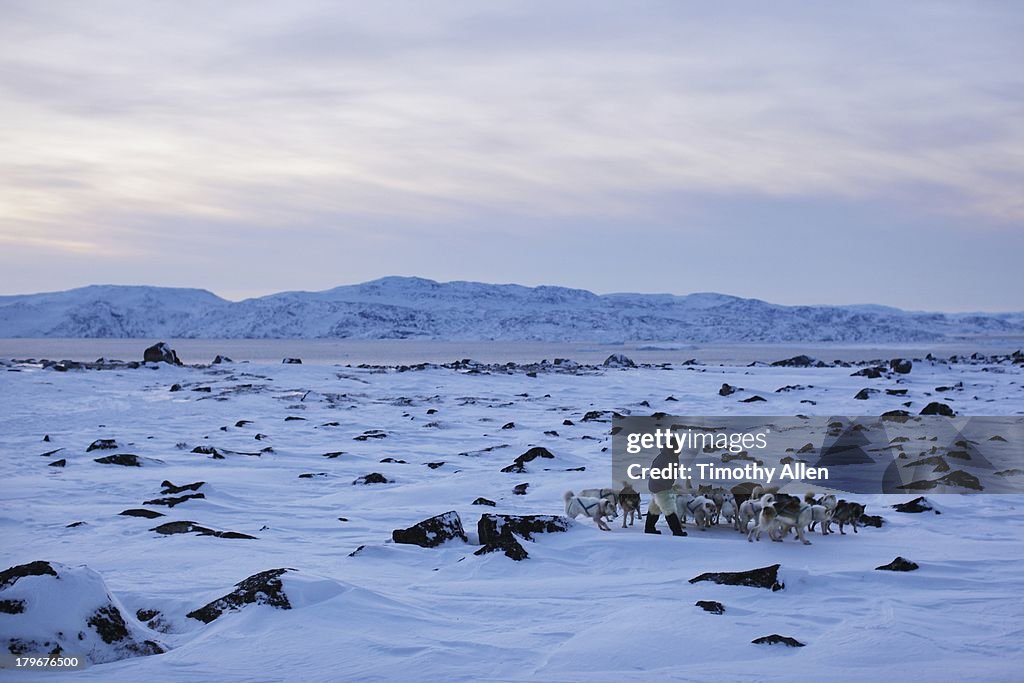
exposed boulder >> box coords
[212,355,233,364]
[920,402,956,417]
[471,497,496,506]
[500,446,555,473]
[752,634,804,647]
[603,353,636,368]
[695,600,725,614]
[689,564,784,591]
[391,511,467,548]
[93,454,143,467]
[282,358,302,364]
[0,561,163,664]
[143,493,205,507]
[719,383,738,397]
[353,473,391,485]
[477,514,571,545]
[186,568,291,623]
[770,355,821,368]
[474,535,529,560]
[851,366,885,379]
[86,439,118,452]
[876,556,919,572]
[889,358,913,374]
[740,395,766,403]
[48,459,66,467]
[143,342,181,365]
[150,521,255,539]
[513,483,529,495]
[854,388,878,400]
[119,509,164,519]
[160,480,204,494]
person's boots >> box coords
[644,513,661,534]
[665,513,687,537]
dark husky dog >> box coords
[618,481,641,528]
[831,500,866,534]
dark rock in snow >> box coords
[719,383,738,396]
[889,358,913,374]
[298,472,328,479]
[136,608,160,622]
[920,402,955,417]
[187,568,293,623]
[689,564,784,591]
[752,634,804,647]
[740,395,766,403]
[695,600,725,615]
[854,388,878,400]
[282,357,302,364]
[475,535,529,560]
[603,353,636,368]
[48,458,66,467]
[212,355,233,364]
[501,422,516,429]
[477,514,571,544]
[0,560,57,589]
[120,509,165,519]
[562,419,574,426]
[472,497,496,506]
[86,438,118,452]
[500,446,555,473]
[144,493,206,507]
[851,366,885,378]
[898,469,982,491]
[770,355,820,368]
[94,454,142,467]
[0,599,25,614]
[0,561,164,663]
[150,521,255,539]
[876,556,919,572]
[425,461,444,469]
[161,480,204,494]
[353,472,391,485]
[169,383,182,392]
[391,511,467,548]
[513,483,529,495]
[143,342,181,365]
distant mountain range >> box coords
[1,277,1022,342]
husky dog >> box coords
[747,504,778,542]
[719,493,739,530]
[831,500,866,535]
[564,490,617,530]
[579,488,619,514]
[805,492,837,533]
[617,481,641,528]
[770,494,813,544]
[676,494,717,530]
[738,493,775,533]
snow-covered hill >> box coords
[1,277,1022,342]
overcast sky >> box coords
[1,1,1021,311]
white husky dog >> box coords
[719,493,738,530]
[579,488,619,515]
[738,493,775,533]
[675,493,717,531]
[747,504,778,542]
[770,496,814,545]
[564,490,617,531]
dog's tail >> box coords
[563,490,574,504]
[804,491,816,504]
[620,480,636,493]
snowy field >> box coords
[2,351,1024,681]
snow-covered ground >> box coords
[2,352,1023,681]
